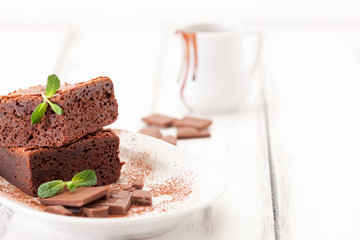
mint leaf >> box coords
[70,170,97,188]
[44,98,63,115]
[67,182,77,191]
[45,74,60,98]
[38,180,65,198]
[31,74,64,124]
[37,170,97,198]
[31,102,47,125]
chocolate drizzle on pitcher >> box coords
[192,34,198,81]
[176,31,198,112]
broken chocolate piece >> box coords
[110,190,133,198]
[65,206,84,216]
[132,179,144,190]
[142,114,176,128]
[82,205,109,218]
[121,185,136,192]
[172,116,212,129]
[161,135,177,145]
[39,186,109,207]
[139,127,162,138]
[132,190,152,206]
[97,191,132,215]
[106,189,112,199]
[177,127,211,139]
[43,205,73,216]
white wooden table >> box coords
[1,24,360,240]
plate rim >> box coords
[0,129,225,225]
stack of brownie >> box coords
[0,77,122,196]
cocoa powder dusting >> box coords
[109,148,196,216]
[0,178,45,210]
[150,176,193,199]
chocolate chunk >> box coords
[65,206,84,216]
[106,189,112,199]
[142,114,176,128]
[139,127,162,138]
[110,190,133,198]
[39,186,109,207]
[0,76,118,147]
[132,179,144,190]
[0,129,121,196]
[43,205,73,216]
[82,206,109,218]
[121,185,136,192]
[161,135,177,145]
[177,127,211,139]
[97,191,132,215]
[132,190,152,206]
[173,116,212,129]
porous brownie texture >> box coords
[0,76,118,147]
[0,129,122,196]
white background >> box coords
[1,1,360,239]
[2,0,360,26]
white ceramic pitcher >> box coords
[176,23,261,112]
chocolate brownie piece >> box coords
[0,129,122,196]
[0,76,118,147]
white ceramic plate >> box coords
[0,130,225,239]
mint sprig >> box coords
[70,170,97,188]
[45,74,61,97]
[31,74,63,125]
[30,102,48,125]
[37,180,65,199]
[37,170,97,199]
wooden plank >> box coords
[149,32,275,240]
[263,27,360,239]
[0,205,13,239]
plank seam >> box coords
[260,67,280,240]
